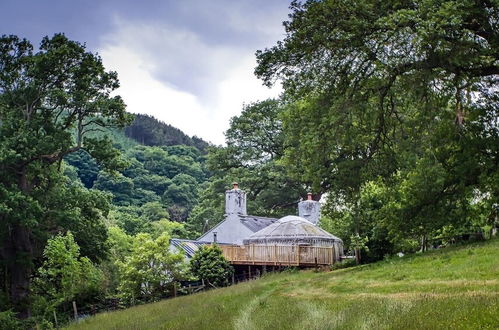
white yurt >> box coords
[243,215,344,261]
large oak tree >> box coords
[256,0,498,250]
[0,34,132,318]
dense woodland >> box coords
[1,0,498,328]
[124,114,209,151]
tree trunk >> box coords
[354,248,361,265]
[4,222,33,319]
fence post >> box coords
[72,301,78,320]
[173,282,177,297]
[53,310,58,328]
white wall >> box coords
[197,213,253,245]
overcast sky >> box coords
[0,0,290,144]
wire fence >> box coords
[58,267,289,328]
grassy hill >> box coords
[67,239,498,330]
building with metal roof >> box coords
[169,183,344,261]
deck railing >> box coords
[218,244,335,266]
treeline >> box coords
[66,144,207,223]
[125,114,209,152]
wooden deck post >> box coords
[252,244,255,265]
[274,244,277,265]
[297,245,301,266]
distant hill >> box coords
[67,239,499,329]
[125,114,210,151]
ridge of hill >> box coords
[125,114,210,151]
[67,239,499,330]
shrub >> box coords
[190,245,234,288]
[331,258,357,270]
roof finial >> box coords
[307,192,313,201]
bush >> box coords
[0,310,21,330]
[118,233,187,304]
[331,258,357,270]
[190,245,234,287]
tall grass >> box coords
[67,239,499,329]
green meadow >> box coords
[67,239,499,330]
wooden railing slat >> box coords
[217,244,335,266]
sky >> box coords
[0,0,290,144]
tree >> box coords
[163,174,199,221]
[0,34,132,317]
[189,99,307,234]
[64,150,100,188]
[117,233,186,303]
[32,233,102,322]
[190,245,233,288]
[124,114,209,151]
[255,0,499,249]
[225,99,285,163]
[100,226,133,294]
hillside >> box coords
[67,239,499,330]
[125,114,210,151]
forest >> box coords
[1,0,498,328]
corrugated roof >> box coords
[239,215,278,232]
[170,239,210,258]
[170,239,232,258]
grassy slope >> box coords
[68,239,499,330]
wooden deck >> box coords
[219,244,335,266]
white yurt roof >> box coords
[243,215,342,245]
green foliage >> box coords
[225,99,284,162]
[132,174,172,195]
[88,143,208,221]
[0,33,132,317]
[32,233,102,322]
[117,233,187,303]
[190,245,234,287]
[350,234,369,252]
[125,114,209,151]
[187,183,225,235]
[0,310,21,330]
[330,258,357,270]
[255,0,499,259]
[99,226,134,294]
[189,99,307,233]
[163,174,199,221]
